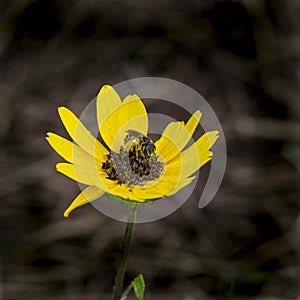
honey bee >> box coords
[124,130,156,159]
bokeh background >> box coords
[1,0,300,299]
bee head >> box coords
[142,142,156,157]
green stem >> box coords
[112,203,137,300]
[119,282,133,300]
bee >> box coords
[102,130,159,184]
[124,130,156,159]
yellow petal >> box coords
[46,133,98,167]
[132,181,175,199]
[130,153,182,200]
[155,121,191,162]
[130,188,162,200]
[56,162,114,193]
[105,184,146,202]
[169,131,219,179]
[97,85,122,126]
[155,111,202,162]
[96,85,121,148]
[185,110,202,135]
[100,94,148,151]
[64,186,104,217]
[121,94,148,135]
[56,163,146,203]
[58,107,108,160]
[166,176,196,196]
[56,163,98,186]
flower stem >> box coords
[112,203,138,300]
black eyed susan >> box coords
[46,85,219,217]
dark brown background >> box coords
[1,0,300,299]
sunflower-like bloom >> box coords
[46,85,219,217]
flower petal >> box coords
[56,162,149,202]
[130,153,183,200]
[46,133,98,167]
[56,163,98,186]
[100,94,148,151]
[120,94,148,134]
[56,162,114,192]
[166,176,195,196]
[185,110,202,136]
[155,122,190,162]
[96,85,122,149]
[64,186,104,217]
[96,85,122,129]
[105,184,146,202]
[155,111,202,163]
[169,131,219,179]
[58,106,108,160]
[155,136,180,164]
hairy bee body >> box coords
[124,130,156,159]
[123,130,156,176]
[102,130,163,184]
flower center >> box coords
[102,130,164,185]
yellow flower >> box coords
[46,85,219,217]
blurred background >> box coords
[1,0,300,299]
